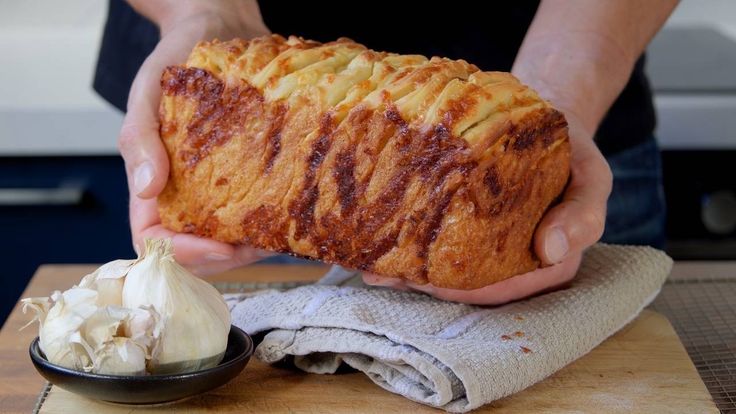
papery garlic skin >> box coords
[122,239,231,374]
[79,306,129,350]
[22,288,99,370]
[20,296,52,331]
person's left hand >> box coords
[363,112,612,305]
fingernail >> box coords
[545,227,569,263]
[256,249,275,258]
[369,277,400,287]
[406,282,432,293]
[190,265,217,277]
[205,252,233,261]
[133,162,154,195]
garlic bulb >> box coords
[22,238,230,376]
[123,239,231,374]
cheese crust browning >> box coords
[158,35,571,289]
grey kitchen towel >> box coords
[230,244,672,412]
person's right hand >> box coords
[118,0,272,275]
[363,111,612,305]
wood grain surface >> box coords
[0,264,719,413]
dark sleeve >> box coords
[93,0,159,112]
[594,55,657,156]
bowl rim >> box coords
[29,324,253,381]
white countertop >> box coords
[0,0,122,156]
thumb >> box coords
[535,137,612,265]
[118,116,170,199]
[118,46,174,199]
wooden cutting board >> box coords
[36,310,716,413]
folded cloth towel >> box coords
[230,244,672,412]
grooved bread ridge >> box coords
[157,35,571,289]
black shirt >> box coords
[95,0,655,156]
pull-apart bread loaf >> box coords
[158,35,570,290]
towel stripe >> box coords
[302,287,353,316]
[435,309,495,340]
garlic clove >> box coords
[91,279,125,307]
[79,306,130,351]
[75,305,162,370]
[33,288,99,369]
[68,330,95,372]
[79,259,135,307]
[123,306,162,360]
[79,259,135,284]
[93,337,148,375]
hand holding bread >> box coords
[121,4,610,302]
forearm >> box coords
[512,0,678,137]
[126,0,268,36]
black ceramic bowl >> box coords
[29,325,253,405]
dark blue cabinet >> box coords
[0,156,135,326]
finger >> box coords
[118,118,170,199]
[362,273,411,290]
[406,253,582,305]
[118,54,171,198]
[233,245,276,264]
[129,192,161,249]
[534,138,612,265]
[129,178,271,273]
[139,223,270,264]
[138,224,233,264]
[190,246,275,276]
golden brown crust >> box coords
[158,35,571,290]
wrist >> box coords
[512,32,635,139]
[128,0,268,39]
